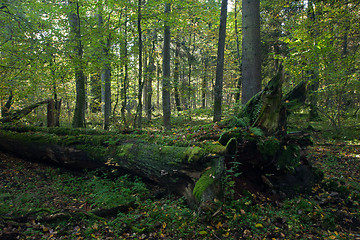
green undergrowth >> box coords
[1,134,359,239]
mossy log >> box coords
[0,127,224,207]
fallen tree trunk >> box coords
[0,99,51,123]
[0,127,224,207]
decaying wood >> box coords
[0,99,51,123]
[0,129,216,207]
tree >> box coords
[97,5,112,130]
[241,0,261,104]
[134,0,144,129]
[213,0,228,122]
[162,2,171,130]
[68,0,86,128]
[234,0,242,103]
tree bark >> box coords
[135,0,144,129]
[121,10,128,126]
[98,8,112,130]
[174,39,182,111]
[213,0,228,122]
[234,0,242,103]
[241,0,261,104]
[162,2,171,130]
[68,0,86,128]
[90,73,101,113]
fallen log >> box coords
[0,127,225,207]
[0,99,51,123]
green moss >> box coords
[277,144,301,172]
[193,168,216,201]
[219,127,244,146]
[203,144,226,155]
[184,146,206,163]
[258,137,280,157]
[116,144,134,159]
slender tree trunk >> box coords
[144,52,149,120]
[308,1,320,121]
[234,0,242,103]
[98,9,111,130]
[156,60,160,109]
[50,54,61,127]
[241,0,261,104]
[213,0,228,122]
[162,3,171,130]
[121,11,128,126]
[135,0,144,129]
[201,54,208,108]
[90,73,101,113]
[68,0,86,128]
[174,39,182,111]
[101,50,111,130]
[145,31,156,121]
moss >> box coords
[184,146,206,163]
[193,168,216,201]
[218,127,244,146]
[277,144,301,172]
[203,144,226,155]
[116,144,134,159]
[257,137,280,157]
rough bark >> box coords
[68,0,86,128]
[98,9,112,130]
[121,10,128,126]
[213,0,228,122]
[90,73,101,113]
[162,3,171,130]
[134,0,144,129]
[234,0,242,103]
[174,39,182,112]
[241,0,261,104]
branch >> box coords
[0,99,51,123]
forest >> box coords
[0,0,359,239]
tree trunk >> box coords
[241,0,261,104]
[234,0,242,103]
[47,99,56,127]
[162,2,171,130]
[90,73,101,113]
[1,92,13,117]
[144,31,156,121]
[135,0,144,129]
[307,1,320,121]
[98,9,112,130]
[68,0,86,128]
[201,54,208,108]
[121,11,128,126]
[174,39,182,111]
[213,0,228,122]
[0,128,221,207]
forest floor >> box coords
[1,117,360,239]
